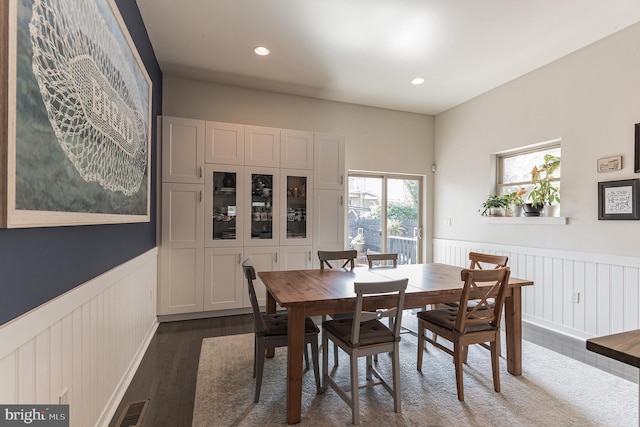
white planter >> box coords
[489,207,505,216]
[544,205,560,217]
[511,205,523,217]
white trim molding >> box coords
[0,248,159,427]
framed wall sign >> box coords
[598,179,639,220]
[1,0,152,228]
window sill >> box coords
[481,216,567,225]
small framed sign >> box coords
[598,179,639,220]
[597,156,622,173]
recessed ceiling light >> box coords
[411,77,425,85]
[254,46,270,56]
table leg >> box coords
[266,291,277,358]
[504,287,522,375]
[287,306,305,424]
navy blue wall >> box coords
[0,1,161,325]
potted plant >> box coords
[479,195,508,216]
[527,154,561,216]
[504,187,526,217]
[350,233,365,253]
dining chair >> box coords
[322,278,408,424]
[441,251,509,357]
[318,250,357,270]
[366,252,398,268]
[318,250,358,366]
[416,267,511,401]
[241,259,321,403]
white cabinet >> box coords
[280,246,313,270]
[158,183,204,314]
[314,133,345,190]
[205,164,245,247]
[245,125,280,167]
[159,118,346,315]
[281,129,313,169]
[312,189,345,268]
[204,247,244,311]
[205,121,244,165]
[162,117,205,183]
[245,167,280,246]
[280,169,313,246]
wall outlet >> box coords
[58,388,68,405]
[445,218,452,226]
[570,291,580,304]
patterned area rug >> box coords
[193,333,637,426]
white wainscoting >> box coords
[433,239,640,382]
[0,248,158,427]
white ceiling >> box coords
[136,0,640,115]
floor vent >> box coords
[114,399,150,427]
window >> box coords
[348,173,423,265]
[497,143,561,200]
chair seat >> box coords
[323,318,397,347]
[262,313,319,336]
[417,308,497,333]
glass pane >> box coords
[501,147,561,185]
[286,175,307,239]
[348,176,382,265]
[387,178,419,264]
[251,173,273,240]
[212,171,237,241]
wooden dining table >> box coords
[258,263,534,424]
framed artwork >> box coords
[635,123,640,173]
[598,179,639,220]
[1,0,152,228]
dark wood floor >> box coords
[109,315,254,427]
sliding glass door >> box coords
[348,173,423,265]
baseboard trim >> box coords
[523,320,638,383]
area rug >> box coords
[193,333,637,426]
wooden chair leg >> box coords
[417,321,425,371]
[304,342,310,369]
[254,340,266,403]
[392,344,401,413]
[491,340,501,392]
[453,342,464,401]
[322,331,329,392]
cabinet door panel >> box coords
[313,189,345,268]
[205,121,244,165]
[280,246,313,270]
[280,169,313,246]
[245,167,280,246]
[281,129,313,169]
[205,164,244,247]
[314,133,345,190]
[204,248,243,311]
[159,246,204,314]
[245,126,280,167]
[162,117,204,183]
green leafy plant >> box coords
[479,195,509,216]
[504,187,526,207]
[528,154,561,207]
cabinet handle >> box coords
[340,195,343,206]
[238,254,241,264]
[340,175,344,185]
[274,252,278,263]
[308,251,311,261]
[198,166,203,178]
[199,191,202,202]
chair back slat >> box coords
[318,250,357,270]
[455,267,510,333]
[367,252,398,268]
[242,259,265,334]
[350,279,408,345]
[468,252,508,270]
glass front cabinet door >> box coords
[205,164,244,247]
[244,167,280,246]
[280,169,313,246]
